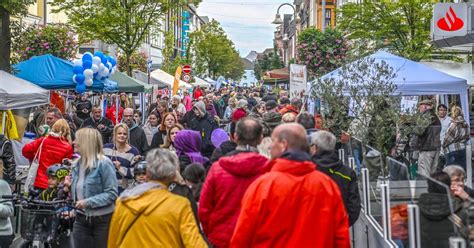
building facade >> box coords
[273,0,337,65]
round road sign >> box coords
[183,74,192,82]
[182,65,192,74]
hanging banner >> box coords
[289,64,307,98]
[173,66,183,96]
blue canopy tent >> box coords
[317,51,470,124]
[14,54,118,92]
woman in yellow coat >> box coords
[108,149,208,248]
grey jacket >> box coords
[0,180,13,236]
[71,156,118,216]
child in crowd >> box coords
[40,164,69,201]
[130,161,147,189]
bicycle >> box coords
[0,194,74,248]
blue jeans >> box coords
[353,148,362,175]
[446,149,467,171]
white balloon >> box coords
[101,68,109,76]
[106,62,112,69]
[85,78,93,87]
[72,75,77,84]
[84,69,94,79]
[73,59,82,67]
[92,56,101,65]
[99,63,105,71]
[91,64,99,73]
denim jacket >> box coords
[71,156,118,216]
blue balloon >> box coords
[94,51,104,59]
[76,83,86,94]
[83,60,93,69]
[73,65,84,74]
[101,57,108,65]
[75,73,85,84]
[110,58,117,67]
[82,53,93,62]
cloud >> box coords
[197,0,295,56]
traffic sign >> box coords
[182,64,192,74]
[183,74,192,82]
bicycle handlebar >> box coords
[0,194,73,207]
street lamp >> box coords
[272,3,300,25]
[272,3,300,65]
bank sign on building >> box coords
[432,3,472,50]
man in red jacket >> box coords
[230,123,350,248]
[199,118,268,247]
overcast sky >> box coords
[197,0,295,57]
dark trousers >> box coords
[0,234,13,248]
[446,149,467,172]
[73,213,112,248]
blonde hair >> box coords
[451,106,463,118]
[51,119,72,144]
[75,128,104,169]
[282,113,297,123]
[113,123,129,144]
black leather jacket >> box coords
[0,135,16,184]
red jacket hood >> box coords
[219,152,268,177]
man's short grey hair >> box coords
[443,165,466,179]
[310,130,336,153]
[145,149,178,182]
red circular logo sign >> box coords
[437,7,464,32]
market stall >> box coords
[110,71,152,93]
[150,69,192,89]
[193,76,211,88]
[316,51,470,123]
[0,70,49,110]
[14,54,118,92]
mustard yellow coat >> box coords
[108,185,207,248]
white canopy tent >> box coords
[316,51,470,124]
[193,77,211,88]
[0,70,49,110]
[150,69,192,89]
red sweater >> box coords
[230,158,350,248]
[199,152,268,248]
[22,136,73,189]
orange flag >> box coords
[173,66,183,95]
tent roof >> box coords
[0,70,49,110]
[265,67,289,79]
[193,77,211,88]
[14,54,118,92]
[150,69,192,89]
[110,72,146,93]
[320,51,468,96]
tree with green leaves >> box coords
[312,57,429,178]
[254,49,284,80]
[0,1,35,71]
[161,30,190,75]
[52,0,201,76]
[190,20,244,79]
[337,1,433,61]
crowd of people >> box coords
[0,84,471,247]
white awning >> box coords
[150,69,191,89]
[0,70,49,110]
[193,77,211,88]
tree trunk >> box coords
[125,51,132,77]
[0,7,11,72]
